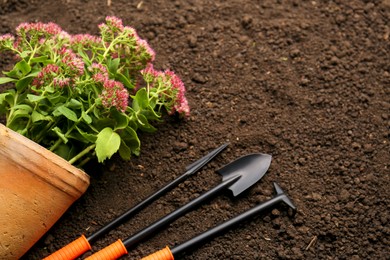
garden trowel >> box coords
[43,143,228,260]
[85,153,272,260]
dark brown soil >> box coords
[1,0,389,259]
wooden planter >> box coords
[0,123,90,259]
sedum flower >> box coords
[141,64,190,117]
[105,16,124,31]
[59,47,85,76]
[99,79,129,112]
[70,34,101,47]
[0,16,189,165]
[0,34,15,50]
[90,63,109,76]
[16,22,63,36]
[164,70,190,117]
[32,64,60,87]
[53,77,71,88]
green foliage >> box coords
[0,16,189,167]
[95,127,121,163]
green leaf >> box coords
[31,110,52,123]
[28,70,40,77]
[75,126,97,143]
[9,109,30,120]
[53,143,77,161]
[94,118,116,131]
[77,49,92,65]
[108,58,120,74]
[0,92,11,105]
[132,88,148,111]
[30,56,50,64]
[27,94,45,103]
[140,107,161,121]
[93,106,101,119]
[67,126,97,144]
[16,76,33,92]
[48,94,66,106]
[128,119,138,132]
[118,140,131,160]
[13,104,33,113]
[120,126,140,156]
[0,77,17,84]
[4,68,21,79]
[115,72,134,89]
[15,59,31,76]
[7,119,28,133]
[45,84,55,93]
[54,106,78,122]
[0,91,15,112]
[82,111,92,124]
[111,109,128,130]
[95,127,121,163]
[136,114,156,133]
[67,99,82,109]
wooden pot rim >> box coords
[0,123,90,199]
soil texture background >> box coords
[0,0,389,259]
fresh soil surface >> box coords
[1,0,389,259]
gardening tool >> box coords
[141,182,296,260]
[43,143,228,260]
[85,153,272,260]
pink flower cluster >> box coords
[141,64,189,117]
[32,64,60,87]
[0,34,15,42]
[0,34,16,50]
[99,79,129,112]
[99,16,156,62]
[2,17,188,118]
[32,47,85,88]
[16,22,62,36]
[90,63,108,76]
[91,63,110,85]
[105,16,124,31]
[165,70,190,117]
[59,47,84,76]
[53,77,70,88]
[92,68,129,112]
[70,34,101,47]
[141,63,160,79]
[137,38,156,62]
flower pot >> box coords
[0,123,90,259]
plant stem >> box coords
[49,103,96,152]
[102,33,127,58]
[34,120,56,143]
[6,92,19,128]
[27,44,39,64]
[77,156,92,168]
[68,144,96,165]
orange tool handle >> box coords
[43,235,92,260]
[85,239,128,260]
[141,246,174,260]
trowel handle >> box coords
[141,246,174,260]
[85,239,127,260]
[43,235,91,260]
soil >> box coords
[1,0,389,259]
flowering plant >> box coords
[0,16,189,167]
